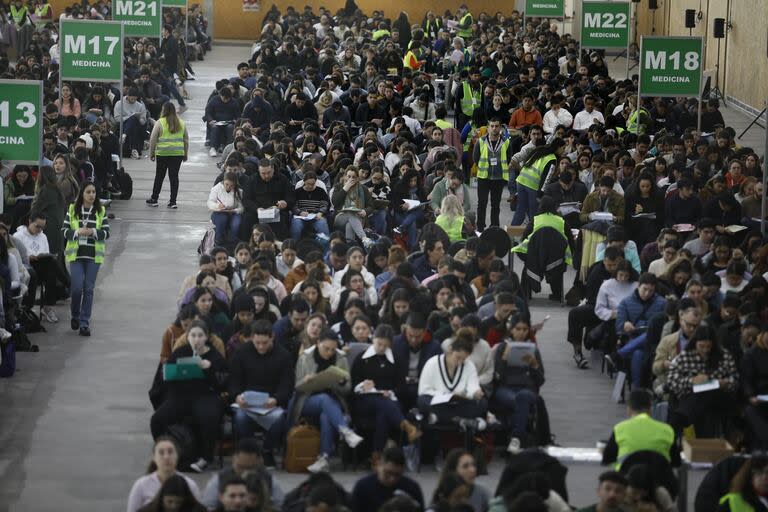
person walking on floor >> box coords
[147,102,189,209]
[62,182,110,336]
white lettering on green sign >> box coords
[64,35,120,56]
[644,51,700,71]
[115,0,157,16]
[584,12,627,29]
[531,3,558,7]
[0,101,36,129]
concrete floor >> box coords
[3,43,761,511]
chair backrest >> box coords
[345,342,369,368]
[619,450,679,500]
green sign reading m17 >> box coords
[525,0,565,17]
[639,36,703,98]
[0,80,43,165]
[113,0,162,38]
[581,1,630,49]
[60,20,123,82]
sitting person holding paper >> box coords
[229,319,295,468]
[288,329,364,473]
[331,166,375,248]
[579,175,625,226]
[350,324,421,460]
[417,329,488,429]
[150,320,227,473]
[491,313,544,453]
[241,159,294,240]
[291,171,331,241]
[391,169,428,251]
[667,324,739,437]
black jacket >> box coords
[351,351,402,392]
[228,342,295,407]
[166,344,227,400]
[242,172,294,212]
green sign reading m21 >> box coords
[113,0,162,37]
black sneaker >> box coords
[70,318,79,331]
[167,202,178,209]
[263,451,277,470]
[146,198,159,207]
[79,327,91,337]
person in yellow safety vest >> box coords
[372,22,391,42]
[10,0,30,26]
[511,138,565,226]
[473,118,510,231]
[62,182,110,337]
[33,1,52,25]
[455,67,482,129]
[435,195,469,243]
[600,388,677,470]
[422,11,443,41]
[718,455,768,512]
[626,95,652,135]
[449,37,471,74]
[148,102,189,208]
[403,47,424,71]
[512,196,573,263]
[456,5,473,39]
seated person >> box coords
[350,446,424,512]
[411,236,446,282]
[667,325,739,437]
[150,320,227,473]
[575,471,627,512]
[350,324,421,457]
[492,313,544,453]
[177,254,233,304]
[331,298,366,347]
[417,330,488,428]
[718,454,768,512]
[652,299,702,397]
[288,329,364,473]
[596,225,641,274]
[114,87,148,158]
[229,319,294,465]
[291,171,331,241]
[742,332,768,450]
[393,313,442,411]
[648,240,680,277]
[241,159,295,239]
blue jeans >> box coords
[211,211,242,245]
[493,386,537,437]
[122,116,146,153]
[290,217,330,240]
[300,393,348,455]
[395,209,425,250]
[208,123,234,150]
[353,394,405,451]
[233,407,285,452]
[511,185,539,226]
[618,332,647,388]
[369,210,387,236]
[69,259,100,329]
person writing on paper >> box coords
[391,169,428,251]
[580,175,625,226]
[291,171,331,241]
[229,319,294,468]
[331,166,375,248]
[207,171,244,247]
[666,324,739,437]
[417,329,488,428]
[492,314,544,453]
[289,329,364,473]
[350,324,422,461]
[150,320,227,474]
[241,159,294,239]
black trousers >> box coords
[150,393,223,460]
[152,156,183,203]
[745,404,768,450]
[670,389,736,438]
[476,178,505,230]
[29,257,69,306]
[566,304,600,350]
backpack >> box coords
[167,423,198,471]
[116,167,133,200]
[12,329,38,352]
[197,225,216,256]
[284,421,321,473]
[17,306,45,334]
[0,340,15,377]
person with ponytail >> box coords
[148,101,189,208]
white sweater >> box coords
[207,182,243,214]
[594,279,638,321]
[13,226,49,257]
[418,354,481,399]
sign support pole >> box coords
[118,23,125,171]
[762,98,767,237]
[626,1,632,79]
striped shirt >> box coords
[62,205,110,260]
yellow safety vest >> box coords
[476,137,509,181]
[460,81,481,118]
[10,4,28,24]
[627,107,650,135]
[65,204,106,263]
[512,212,573,266]
[612,413,674,469]
[719,493,757,512]
[457,12,473,38]
[516,154,557,192]
[35,4,51,17]
[156,117,186,157]
[372,29,390,42]
[435,214,464,242]
[435,119,452,130]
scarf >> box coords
[313,346,336,373]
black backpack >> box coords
[116,167,133,200]
[17,306,45,334]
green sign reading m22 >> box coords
[581,1,630,49]
[0,80,43,164]
[639,36,703,98]
[525,0,565,18]
[113,0,162,38]
[60,20,123,82]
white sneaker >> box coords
[131,149,140,159]
[189,458,209,473]
[307,454,330,473]
[362,237,374,250]
[42,306,58,323]
[340,426,363,448]
[0,328,11,341]
[507,437,521,454]
[178,104,188,114]
[209,147,218,157]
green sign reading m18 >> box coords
[60,20,123,82]
[0,80,43,164]
[581,1,630,49]
[525,0,565,17]
[639,36,703,98]
[113,0,162,38]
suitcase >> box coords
[284,421,321,473]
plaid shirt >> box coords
[667,349,739,398]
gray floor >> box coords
[1,44,758,512]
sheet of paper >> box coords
[242,391,269,407]
[299,213,317,221]
[632,213,657,219]
[403,199,429,211]
[296,366,349,394]
[693,379,720,393]
[756,395,768,402]
[724,224,747,234]
[673,223,696,232]
[591,212,614,221]
[257,207,279,222]
[557,205,581,216]
[430,393,454,405]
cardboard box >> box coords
[683,438,734,464]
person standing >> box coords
[511,139,565,226]
[472,117,511,231]
[62,183,109,336]
[148,102,189,209]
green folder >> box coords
[163,362,205,381]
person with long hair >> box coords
[61,182,109,336]
[3,164,35,228]
[391,169,428,250]
[331,166,375,247]
[54,82,81,120]
[126,437,201,512]
[148,102,189,208]
[207,171,243,247]
[137,474,207,512]
[426,472,471,512]
[511,138,566,226]
[438,449,491,512]
[31,165,66,257]
[436,194,470,243]
[52,153,79,204]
